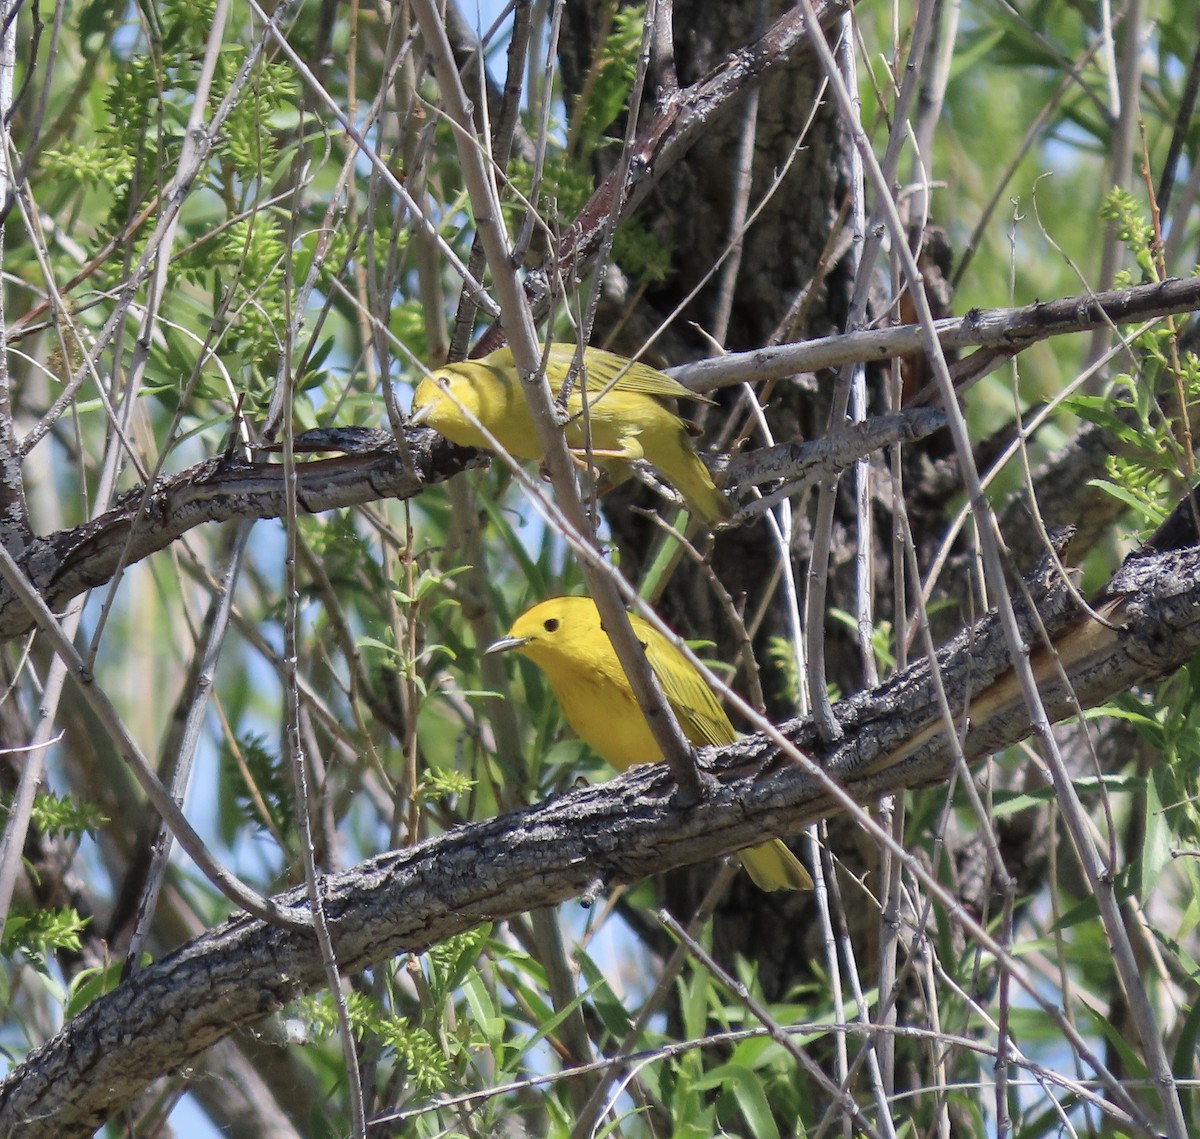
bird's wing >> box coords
[637,619,737,747]
[543,344,706,402]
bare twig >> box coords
[667,275,1200,395]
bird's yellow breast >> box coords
[540,658,662,772]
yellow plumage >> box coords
[410,344,732,524]
[487,596,811,892]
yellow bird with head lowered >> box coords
[410,343,732,525]
[487,595,811,892]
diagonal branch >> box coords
[3,537,1198,1138]
[475,0,853,353]
[668,275,1200,393]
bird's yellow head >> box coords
[409,372,456,429]
[485,596,604,669]
[409,361,519,453]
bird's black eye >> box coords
[543,618,559,632]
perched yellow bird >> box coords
[486,596,811,892]
[410,343,732,524]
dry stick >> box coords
[409,0,706,802]
[1087,0,1145,371]
[877,344,907,1107]
[708,1,760,349]
[0,536,307,929]
[448,0,531,352]
[659,910,888,1139]
[1155,35,1200,218]
[573,0,658,365]
[668,274,1200,395]
[270,50,376,1120]
[484,35,605,1093]
[798,3,1189,1135]
[463,6,599,1097]
[569,864,739,1139]
[828,0,892,1053]
[806,13,873,1108]
[0,0,29,544]
[279,299,366,1134]
[263,12,383,1115]
[813,0,935,739]
[511,0,562,270]
[123,521,254,975]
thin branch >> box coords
[668,275,1200,395]
[411,0,709,800]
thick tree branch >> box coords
[0,430,481,644]
[3,539,1199,1138]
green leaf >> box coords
[694,1063,780,1139]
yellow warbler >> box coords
[486,596,811,892]
[410,343,732,524]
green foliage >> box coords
[1070,347,1200,534]
[296,990,450,1095]
[414,765,475,806]
[357,562,470,698]
[24,790,107,840]
[570,5,646,158]
[829,609,896,673]
[2,905,88,961]
[219,730,295,847]
[1101,187,1158,280]
[764,635,800,706]
[1061,190,1200,532]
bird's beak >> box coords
[409,401,432,425]
[484,634,529,655]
